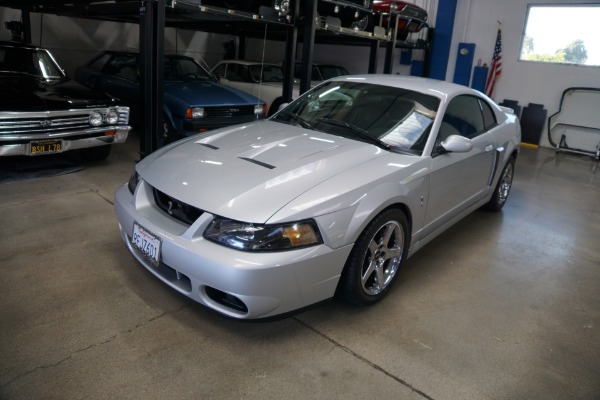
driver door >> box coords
[423,95,498,236]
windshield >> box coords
[272,80,440,155]
[249,64,284,83]
[164,56,215,82]
[0,47,64,78]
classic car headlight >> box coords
[186,107,205,119]
[255,104,267,116]
[128,170,140,194]
[204,217,322,251]
[105,109,119,125]
[89,111,103,126]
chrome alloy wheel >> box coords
[361,220,404,296]
[497,161,514,205]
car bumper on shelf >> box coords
[113,183,351,319]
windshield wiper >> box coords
[285,112,313,130]
[316,118,390,150]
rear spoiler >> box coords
[499,106,514,115]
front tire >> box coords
[340,208,409,306]
[483,157,515,211]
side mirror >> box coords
[440,135,473,153]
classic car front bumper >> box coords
[0,107,131,156]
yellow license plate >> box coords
[30,140,63,155]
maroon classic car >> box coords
[372,0,428,39]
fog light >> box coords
[89,111,103,126]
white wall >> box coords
[448,0,600,147]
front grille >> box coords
[153,188,203,225]
[205,105,256,118]
[0,107,130,136]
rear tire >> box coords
[340,208,409,306]
[81,145,111,161]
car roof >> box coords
[330,74,486,100]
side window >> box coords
[212,63,226,78]
[479,99,497,130]
[227,64,246,82]
[440,95,485,140]
[103,54,138,82]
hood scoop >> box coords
[198,143,219,150]
[238,157,275,170]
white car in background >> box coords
[212,60,318,116]
[115,75,521,320]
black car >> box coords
[0,41,131,160]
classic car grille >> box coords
[0,107,130,136]
[206,105,256,118]
[153,188,203,225]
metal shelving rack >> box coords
[0,0,430,156]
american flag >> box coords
[485,27,502,98]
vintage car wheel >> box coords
[351,13,372,31]
[81,144,111,161]
[274,0,290,16]
[340,208,409,306]
[484,157,515,211]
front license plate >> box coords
[30,139,63,155]
[132,223,161,266]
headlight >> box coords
[105,110,119,125]
[89,111,103,126]
[186,107,205,119]
[128,170,140,194]
[204,217,322,251]
[254,104,266,116]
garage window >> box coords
[519,4,600,67]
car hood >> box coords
[138,120,387,223]
[164,80,262,105]
[0,74,114,111]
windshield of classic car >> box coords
[164,57,215,82]
[250,65,284,83]
[0,48,63,78]
[273,81,440,154]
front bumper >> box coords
[0,106,131,156]
[113,182,352,319]
[0,127,130,156]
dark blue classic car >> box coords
[75,51,266,143]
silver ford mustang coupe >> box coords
[115,75,521,319]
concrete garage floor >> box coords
[1,132,599,400]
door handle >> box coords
[485,145,495,152]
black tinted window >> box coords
[479,99,497,129]
[88,53,111,72]
[441,95,485,139]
